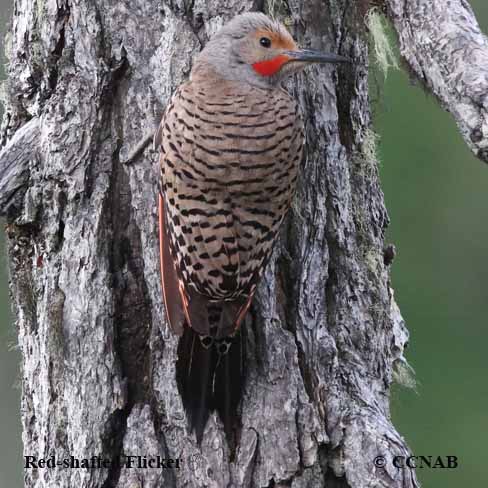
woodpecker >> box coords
[155,12,349,443]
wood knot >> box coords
[383,244,396,266]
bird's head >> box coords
[192,12,350,88]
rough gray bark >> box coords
[0,117,39,218]
[0,0,429,486]
[386,0,488,163]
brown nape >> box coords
[254,28,298,51]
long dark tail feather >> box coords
[212,329,245,444]
[176,327,246,445]
[175,327,213,444]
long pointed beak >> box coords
[284,49,350,64]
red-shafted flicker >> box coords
[154,12,349,442]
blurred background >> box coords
[0,2,22,487]
[377,1,488,486]
[0,1,487,487]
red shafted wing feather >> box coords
[159,195,186,336]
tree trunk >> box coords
[0,0,418,487]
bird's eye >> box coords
[260,37,272,48]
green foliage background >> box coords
[0,2,487,486]
[379,2,488,485]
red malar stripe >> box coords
[252,54,291,77]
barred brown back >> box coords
[158,78,304,319]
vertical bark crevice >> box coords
[324,471,352,488]
[101,409,129,488]
[101,48,156,487]
[47,2,70,93]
